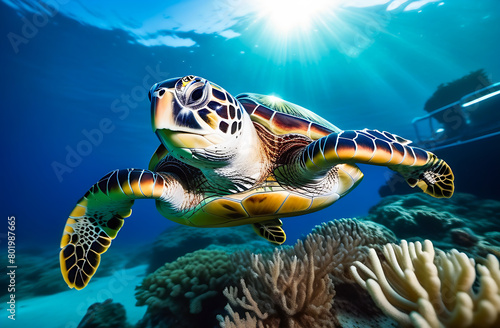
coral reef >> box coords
[299,218,396,282]
[351,240,500,328]
[217,218,396,327]
[362,192,500,258]
[132,218,395,327]
[146,225,273,273]
[77,299,131,328]
[221,250,336,328]
[135,249,236,328]
[74,215,500,328]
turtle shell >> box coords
[237,93,341,140]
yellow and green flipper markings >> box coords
[402,154,454,198]
[300,129,454,198]
[60,169,173,289]
[252,219,286,244]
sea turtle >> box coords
[60,75,454,290]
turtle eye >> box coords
[190,87,204,103]
[185,83,208,107]
[175,76,210,108]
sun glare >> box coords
[268,95,283,104]
[248,0,343,64]
[258,0,329,33]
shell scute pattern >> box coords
[202,198,248,219]
[189,182,336,227]
[236,94,336,140]
[277,194,313,214]
[242,191,289,216]
[309,123,334,139]
[239,98,258,115]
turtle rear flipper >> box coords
[60,169,181,290]
[252,219,286,244]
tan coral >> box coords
[218,299,271,328]
[304,218,396,281]
[218,218,396,327]
[351,239,500,328]
[219,249,336,328]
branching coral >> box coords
[219,299,272,328]
[351,240,500,328]
[219,249,336,328]
[218,218,396,327]
[306,218,396,281]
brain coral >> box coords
[136,249,236,328]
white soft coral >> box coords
[351,240,500,328]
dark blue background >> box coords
[1,0,499,252]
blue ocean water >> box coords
[1,0,499,248]
[0,0,499,326]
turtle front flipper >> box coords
[295,129,454,198]
[396,153,454,198]
[252,219,286,244]
[60,168,181,290]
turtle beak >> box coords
[150,86,175,132]
[149,77,181,132]
[150,81,212,151]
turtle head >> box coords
[150,75,248,166]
